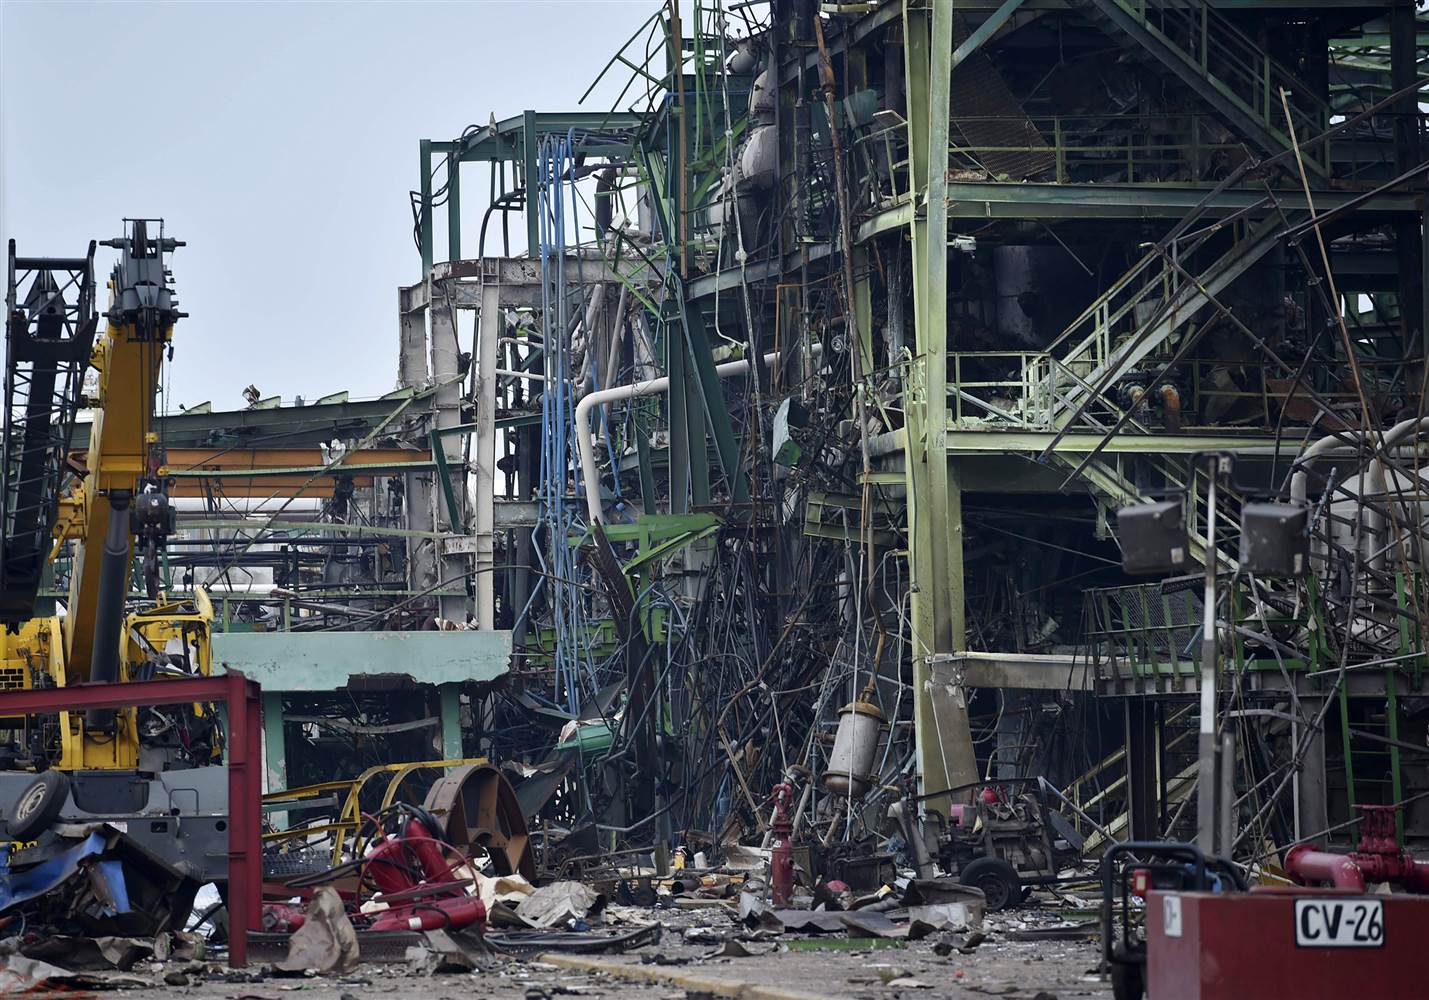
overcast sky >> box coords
[1,0,657,411]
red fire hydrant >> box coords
[769,782,795,906]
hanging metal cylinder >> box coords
[823,699,885,798]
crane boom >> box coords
[63,220,182,685]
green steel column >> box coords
[262,691,286,828]
[681,301,746,502]
[854,247,874,382]
[685,359,712,507]
[523,110,540,258]
[635,409,658,515]
[420,140,434,275]
[439,683,464,760]
[446,151,461,263]
[668,308,691,514]
[903,0,977,808]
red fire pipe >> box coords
[769,782,795,906]
[1284,845,1368,892]
[1287,805,1429,894]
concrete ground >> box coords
[95,908,1109,1000]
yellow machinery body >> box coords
[0,223,214,771]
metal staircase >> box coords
[1,241,100,623]
[1045,445,1242,570]
[1078,0,1330,173]
[1063,702,1200,853]
[1038,212,1293,434]
[1024,216,1292,569]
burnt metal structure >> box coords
[0,672,262,965]
[398,0,1429,880]
[1,241,99,622]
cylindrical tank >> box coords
[824,699,886,798]
[737,125,778,190]
[748,68,775,122]
[728,40,760,76]
[1323,465,1429,577]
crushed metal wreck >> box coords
[2,0,1429,997]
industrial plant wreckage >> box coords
[1,0,1428,996]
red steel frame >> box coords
[0,671,263,966]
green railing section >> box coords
[1080,573,1429,684]
[950,113,1244,184]
[1086,571,1427,844]
[945,212,1289,445]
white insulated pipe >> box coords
[172,497,325,515]
[576,350,781,523]
[1291,416,1429,505]
[1291,417,1429,573]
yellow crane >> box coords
[2,220,215,801]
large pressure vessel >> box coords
[824,698,885,798]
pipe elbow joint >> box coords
[1286,844,1367,892]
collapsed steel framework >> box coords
[400,0,1429,873]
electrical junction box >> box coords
[1116,499,1189,576]
[1239,501,1309,577]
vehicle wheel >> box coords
[9,770,70,840]
[960,856,1023,912]
[1110,960,1145,1000]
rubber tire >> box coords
[960,856,1023,912]
[1110,960,1145,1000]
[9,770,70,840]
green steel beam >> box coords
[440,683,464,760]
[942,430,1292,454]
[680,300,746,503]
[448,111,643,162]
[950,0,1026,71]
[176,518,452,540]
[685,355,712,507]
[428,422,480,531]
[667,303,691,514]
[214,630,511,691]
[263,690,286,798]
[635,409,658,516]
[430,427,462,531]
[497,412,542,430]
[168,460,439,479]
[77,389,433,451]
[857,183,1419,238]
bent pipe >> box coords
[576,348,807,524]
[1290,417,1429,573]
[1284,844,1367,892]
